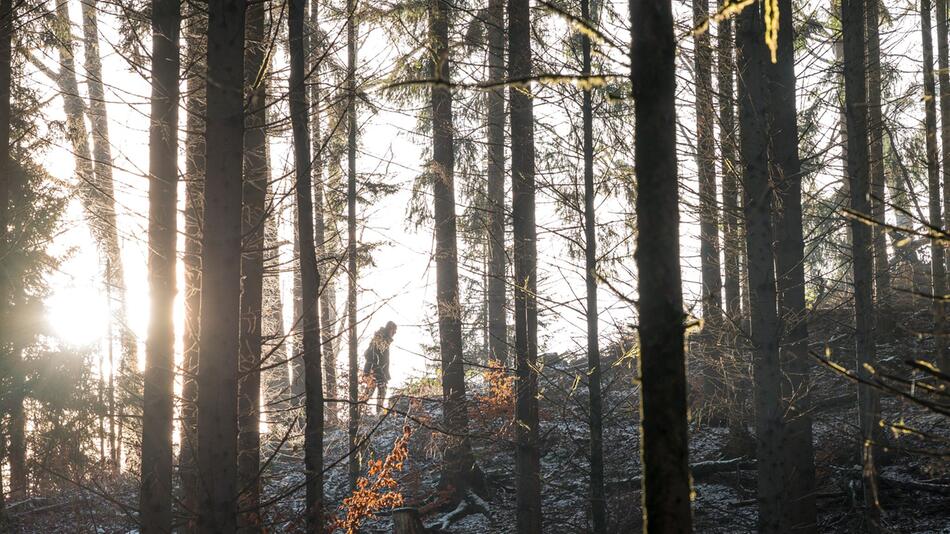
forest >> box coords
[0,0,948,531]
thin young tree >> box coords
[579,0,604,530]
[630,0,693,530]
[237,0,269,529]
[842,0,881,525]
[289,0,325,528]
[139,0,180,531]
[737,1,784,530]
[508,0,541,531]
[346,0,361,491]
[197,0,245,530]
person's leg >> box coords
[376,381,388,414]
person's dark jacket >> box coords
[362,329,391,382]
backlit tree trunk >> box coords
[346,0,361,491]
[843,0,881,525]
[430,0,483,500]
[866,0,892,334]
[769,0,817,527]
[289,0,325,528]
[630,0,693,530]
[580,0,604,530]
[486,0,507,366]
[237,0,268,529]
[139,0,180,531]
[737,1,784,530]
[197,0,245,530]
[179,3,206,529]
[508,0,541,531]
[694,0,721,329]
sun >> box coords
[46,285,110,347]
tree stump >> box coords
[392,507,427,534]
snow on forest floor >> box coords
[9,319,950,533]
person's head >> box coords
[384,321,398,339]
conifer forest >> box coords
[1,0,950,531]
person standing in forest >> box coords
[363,321,397,413]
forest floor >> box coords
[8,310,950,533]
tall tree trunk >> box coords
[289,0,325,528]
[179,2,206,529]
[937,0,950,371]
[842,0,881,526]
[0,0,11,508]
[486,0,507,366]
[866,0,892,334]
[139,0,180,531]
[237,0,268,529]
[9,341,25,500]
[630,0,693,530]
[718,0,740,324]
[737,2,784,531]
[694,0,721,330]
[197,0,245,530]
[508,0,541,531]
[310,0,338,424]
[346,0,361,491]
[429,0,483,500]
[923,0,947,375]
[579,0,605,531]
[769,0,817,528]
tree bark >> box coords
[197,0,245,530]
[579,0,605,531]
[508,0,542,531]
[486,0,507,366]
[737,2,784,531]
[630,0,693,530]
[718,0,741,324]
[842,0,881,526]
[866,0,892,334]
[139,0,180,531]
[922,0,947,375]
[289,0,325,529]
[937,0,950,371]
[769,0,817,528]
[0,3,10,505]
[179,2,206,529]
[0,0,16,507]
[310,0,338,425]
[346,0,361,491]
[237,0,268,529]
[430,0,483,500]
[694,0,721,329]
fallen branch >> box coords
[607,457,756,491]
